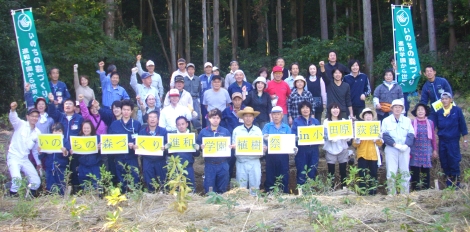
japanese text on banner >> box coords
[354,121,381,140]
[70,136,98,154]
[11,8,51,101]
[202,137,231,157]
[297,126,324,145]
[235,136,263,156]
[38,134,63,153]
[100,134,128,154]
[392,6,421,93]
[168,133,196,153]
[327,120,354,140]
[268,134,296,154]
[135,136,164,156]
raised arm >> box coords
[73,64,79,90]
[130,67,139,94]
[136,54,144,76]
[9,102,23,130]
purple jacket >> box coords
[80,101,108,135]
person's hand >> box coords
[164,143,172,149]
[61,147,68,156]
[36,164,43,173]
[319,61,324,67]
[293,147,298,154]
[136,95,142,105]
[78,94,84,102]
[131,67,138,74]
[349,115,356,121]
[288,116,293,125]
[37,147,41,152]
[263,134,269,141]
[48,93,54,102]
[97,143,101,150]
[136,54,141,61]
[24,83,30,92]
[73,64,78,72]
[354,138,360,144]
[192,110,198,118]
[92,99,100,108]
[263,145,267,152]
[193,144,200,150]
[432,150,438,159]
[242,86,247,93]
[270,94,277,100]
[10,102,17,111]
[128,142,134,149]
[376,104,382,110]
[464,141,468,150]
[230,144,236,149]
[200,144,205,150]
[133,144,139,150]
[98,61,104,67]
[323,104,326,109]
[360,94,366,101]
[394,143,402,150]
[69,149,74,155]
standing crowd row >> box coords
[7,50,467,197]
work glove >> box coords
[131,67,138,74]
[354,138,361,144]
[73,64,78,72]
[192,110,198,118]
[399,144,409,152]
[263,134,269,141]
[164,143,172,149]
[293,147,298,155]
[193,144,200,150]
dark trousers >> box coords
[204,162,229,194]
[378,112,390,122]
[438,139,461,177]
[403,92,410,116]
[357,158,378,195]
[410,166,430,191]
[352,106,365,120]
[46,167,66,195]
[229,149,237,178]
[264,154,289,193]
[314,106,323,123]
[142,157,167,192]
[78,164,101,188]
[295,145,320,185]
[201,104,208,128]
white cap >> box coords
[391,99,404,107]
[204,62,213,68]
[271,106,283,113]
[146,60,155,66]
[212,66,219,71]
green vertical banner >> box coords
[11,8,50,102]
[392,5,420,93]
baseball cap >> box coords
[186,63,195,68]
[204,62,213,68]
[169,89,180,97]
[141,72,151,79]
[271,106,283,113]
[441,92,453,98]
[27,108,40,115]
[212,66,219,71]
[174,75,185,83]
[212,75,222,81]
[146,60,155,66]
[272,66,283,73]
[177,58,186,64]
[231,92,243,100]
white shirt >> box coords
[159,104,193,132]
[322,119,349,154]
[8,111,41,164]
[163,89,193,107]
[381,114,414,145]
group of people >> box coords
[7,50,468,197]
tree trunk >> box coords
[213,0,220,66]
[320,0,328,40]
[177,0,183,58]
[420,0,427,41]
[333,0,337,38]
[357,0,362,32]
[242,0,249,49]
[426,0,437,54]
[290,0,297,40]
[346,7,350,37]
[168,0,176,70]
[265,11,270,55]
[202,0,207,63]
[276,0,283,51]
[299,0,304,37]
[395,0,400,4]
[254,0,267,43]
[148,0,172,73]
[376,0,383,45]
[230,0,237,60]
[447,0,457,51]
[185,0,190,62]
[363,0,373,87]
[207,0,212,42]
[350,0,354,36]
[105,0,115,38]
[140,0,143,30]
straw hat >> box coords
[236,106,260,118]
[359,107,377,120]
[293,75,307,87]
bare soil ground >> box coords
[1,98,470,231]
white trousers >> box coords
[7,153,41,192]
[236,159,261,190]
[385,146,410,194]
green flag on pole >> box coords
[392,5,421,93]
[11,8,51,102]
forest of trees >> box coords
[1,0,470,111]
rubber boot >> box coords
[327,163,336,189]
[339,162,347,188]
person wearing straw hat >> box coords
[288,75,314,125]
[382,99,415,195]
[435,92,468,187]
[262,106,291,193]
[244,77,272,129]
[352,108,383,195]
[409,103,437,191]
[232,107,266,194]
